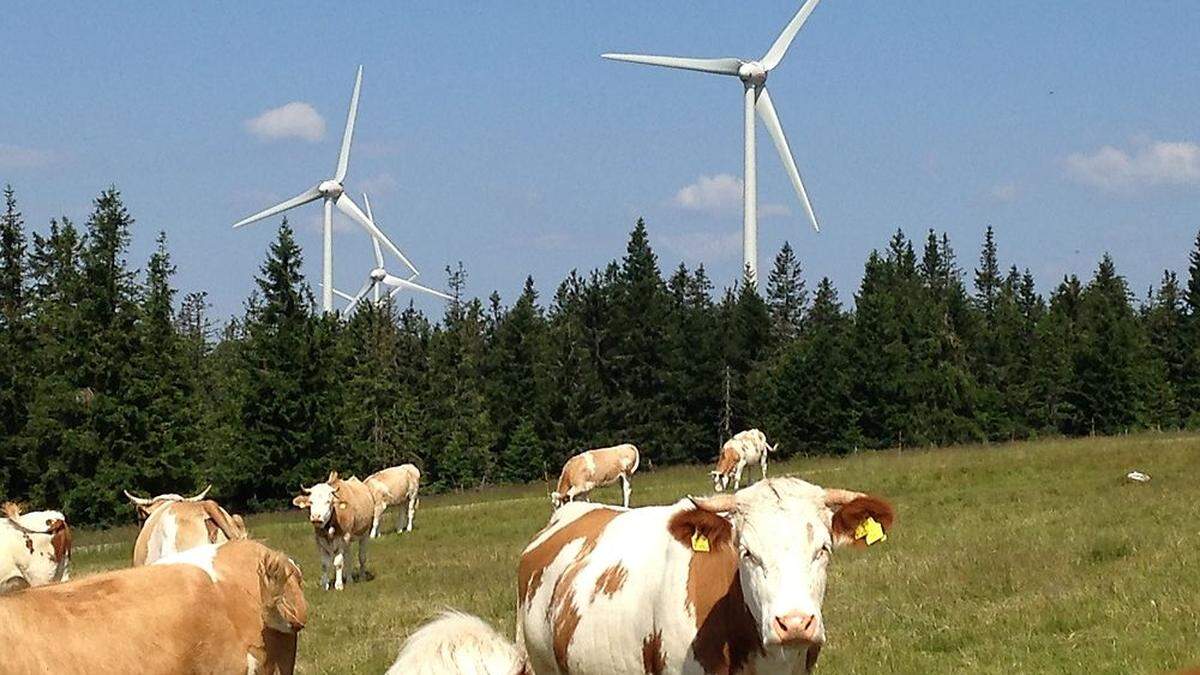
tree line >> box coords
[0,185,1196,524]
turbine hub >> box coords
[318,180,344,198]
[739,61,768,86]
[370,267,387,281]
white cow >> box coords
[0,503,72,593]
[711,428,777,492]
[365,464,420,538]
[550,444,640,510]
[399,477,895,674]
[293,471,373,591]
[387,611,530,675]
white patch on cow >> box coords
[155,543,221,583]
[246,652,259,674]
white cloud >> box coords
[990,182,1019,202]
[358,173,398,196]
[244,102,325,142]
[659,229,742,263]
[672,173,790,218]
[1065,139,1200,191]
[0,144,55,169]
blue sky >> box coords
[2,1,1198,318]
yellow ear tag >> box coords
[854,517,886,546]
[691,531,711,553]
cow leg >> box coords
[762,452,769,480]
[319,550,331,590]
[734,462,744,490]
[333,547,346,591]
[370,503,383,539]
[404,494,417,533]
[357,537,369,581]
[620,474,631,508]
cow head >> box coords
[293,472,345,527]
[259,550,308,633]
[711,470,731,492]
[124,485,212,520]
[549,491,567,511]
[690,478,894,655]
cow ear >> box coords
[292,495,310,508]
[827,492,895,549]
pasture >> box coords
[70,434,1200,674]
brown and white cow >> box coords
[293,471,374,591]
[517,477,895,674]
[0,503,72,593]
[550,444,640,510]
[711,428,778,492]
[0,539,307,674]
[125,487,248,566]
[365,464,421,538]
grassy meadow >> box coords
[70,434,1200,674]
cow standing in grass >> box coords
[398,477,895,674]
[550,444,640,510]
[293,471,374,591]
[711,428,777,492]
[125,486,248,566]
[0,503,72,593]
[0,539,306,674]
[365,464,421,537]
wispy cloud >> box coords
[1065,139,1200,191]
[244,102,326,142]
[659,229,742,263]
[358,173,398,197]
[0,144,56,169]
[672,173,789,218]
[989,182,1019,203]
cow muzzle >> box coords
[771,612,823,646]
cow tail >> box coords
[201,501,246,543]
[386,611,529,675]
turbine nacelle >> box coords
[739,61,768,86]
[318,180,344,199]
[370,267,388,282]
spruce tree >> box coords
[766,242,806,346]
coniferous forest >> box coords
[0,185,1195,524]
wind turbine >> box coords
[232,66,409,313]
[334,193,452,312]
[603,0,824,283]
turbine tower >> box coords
[603,0,824,283]
[232,66,407,313]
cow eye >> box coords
[815,544,832,561]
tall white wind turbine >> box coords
[232,66,408,313]
[603,0,824,283]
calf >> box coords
[293,471,374,590]
[126,489,248,566]
[711,428,777,492]
[0,539,307,674]
[365,464,421,537]
[550,444,640,510]
[0,503,72,593]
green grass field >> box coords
[70,434,1200,674]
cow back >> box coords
[366,465,419,505]
[133,500,243,566]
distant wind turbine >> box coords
[232,66,408,313]
[334,193,452,313]
[603,0,825,283]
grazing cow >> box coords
[293,471,374,591]
[125,487,248,566]
[0,539,307,674]
[711,428,778,492]
[550,444,640,510]
[386,611,530,675]
[365,464,421,538]
[0,503,72,593]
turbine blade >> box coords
[334,65,363,183]
[331,288,357,303]
[601,53,743,76]
[383,275,453,301]
[761,0,823,71]
[362,194,385,269]
[350,279,375,306]
[756,87,819,231]
[232,185,321,228]
[335,194,421,278]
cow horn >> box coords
[770,443,779,453]
[186,485,212,502]
[689,494,738,514]
[300,485,312,494]
[328,471,339,483]
[824,489,865,507]
[124,490,154,506]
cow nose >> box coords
[773,612,821,645]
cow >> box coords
[125,486,248,566]
[0,503,72,593]
[293,471,374,591]
[550,444,640,511]
[365,464,421,538]
[711,428,778,492]
[386,611,531,675]
[0,539,307,674]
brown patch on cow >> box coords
[714,444,741,475]
[679,510,764,674]
[517,507,621,605]
[806,643,822,672]
[667,508,734,551]
[22,533,34,554]
[831,495,895,548]
[642,629,666,675]
[48,520,71,563]
[592,563,628,601]
[551,565,585,672]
